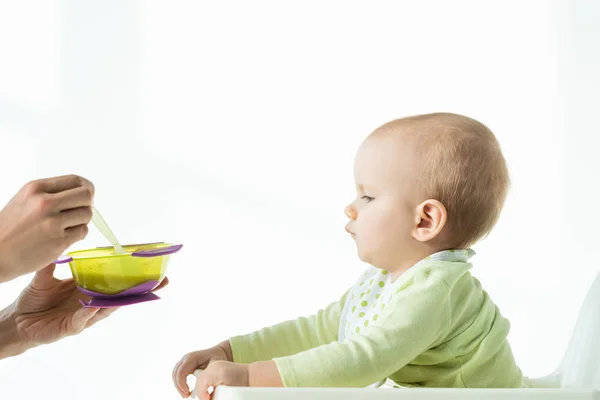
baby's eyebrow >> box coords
[356,184,374,192]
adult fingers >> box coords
[52,186,94,212]
[34,175,95,195]
[64,224,90,246]
[60,207,92,229]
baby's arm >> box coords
[189,280,452,397]
[272,280,452,387]
[173,290,350,397]
[229,289,350,363]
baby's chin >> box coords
[355,246,394,270]
[354,240,389,266]
[356,246,374,265]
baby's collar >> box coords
[421,248,475,264]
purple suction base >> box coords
[77,280,161,308]
[79,293,160,308]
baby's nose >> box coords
[345,204,358,220]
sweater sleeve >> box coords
[229,289,350,364]
[273,274,452,387]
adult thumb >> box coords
[32,263,57,285]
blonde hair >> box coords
[377,112,510,247]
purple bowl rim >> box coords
[132,244,183,258]
[95,241,164,249]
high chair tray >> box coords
[212,387,599,400]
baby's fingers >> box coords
[172,360,189,397]
[194,370,217,400]
[175,352,213,398]
[174,358,200,398]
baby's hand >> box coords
[192,361,249,400]
[173,344,231,398]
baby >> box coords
[173,112,523,399]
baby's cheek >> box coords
[371,213,399,236]
[361,219,391,250]
[358,209,396,242]
[378,217,410,249]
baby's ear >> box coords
[413,199,447,242]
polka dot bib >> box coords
[338,249,475,343]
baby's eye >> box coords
[361,195,375,203]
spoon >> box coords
[91,206,127,255]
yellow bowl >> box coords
[55,242,182,296]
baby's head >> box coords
[344,112,509,275]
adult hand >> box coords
[0,175,94,283]
[0,264,170,359]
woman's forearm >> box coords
[0,303,26,360]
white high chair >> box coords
[208,272,600,399]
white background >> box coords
[0,0,598,398]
